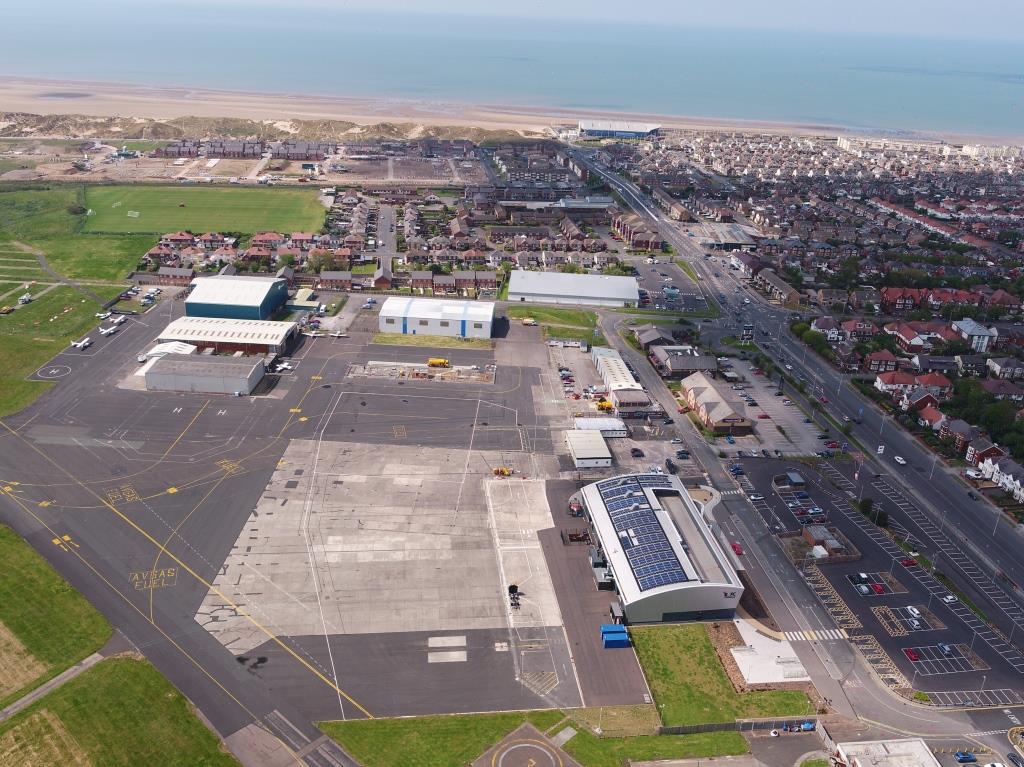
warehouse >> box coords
[145,354,266,395]
[508,270,639,308]
[565,430,612,468]
[591,346,654,416]
[579,473,743,623]
[378,297,495,339]
[186,275,288,320]
[573,416,629,438]
[157,317,297,355]
[578,120,661,139]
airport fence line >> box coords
[659,717,818,735]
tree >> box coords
[859,497,874,517]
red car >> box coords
[900,558,917,567]
[818,396,829,404]
[758,413,771,420]
[825,441,840,449]
[731,542,744,556]
[903,648,919,662]
[871,583,884,594]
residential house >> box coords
[841,319,879,342]
[874,371,918,397]
[155,266,194,286]
[650,346,719,379]
[914,372,953,400]
[318,270,352,290]
[940,419,978,452]
[729,252,762,278]
[980,456,1024,502]
[849,287,881,312]
[864,350,899,373]
[679,372,752,434]
[952,318,998,353]
[911,355,958,376]
[879,287,926,314]
[432,274,456,294]
[900,387,939,413]
[410,271,433,291]
[987,357,1024,380]
[980,378,1024,402]
[917,406,946,431]
[955,354,988,377]
[965,438,1005,467]
[816,289,849,312]
[753,269,801,305]
[811,316,842,342]
[372,263,393,290]
[631,324,677,350]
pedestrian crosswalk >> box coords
[720,489,745,497]
[784,628,849,642]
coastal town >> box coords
[3,105,1024,767]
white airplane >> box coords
[111,315,127,325]
[71,337,91,349]
[95,311,111,320]
[99,326,118,336]
[328,331,348,338]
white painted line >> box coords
[427,650,467,663]
[428,635,467,648]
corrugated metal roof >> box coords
[187,275,285,309]
[158,317,296,345]
[379,297,495,323]
[509,270,639,302]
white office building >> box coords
[378,297,495,339]
[579,473,743,623]
[508,270,639,308]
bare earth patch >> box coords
[0,620,48,700]
[0,709,91,766]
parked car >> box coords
[900,558,917,567]
[630,448,645,458]
[731,542,744,556]
[938,643,953,656]
[726,435,735,444]
[856,584,870,595]
[903,648,920,662]
[758,413,770,420]
[749,493,765,501]
[871,583,885,595]
[954,753,977,763]
[894,455,907,465]
[942,594,959,604]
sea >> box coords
[3,4,1022,139]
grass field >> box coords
[631,625,811,726]
[505,305,606,344]
[561,728,747,767]
[84,185,326,234]
[321,711,565,767]
[38,234,154,282]
[370,332,493,350]
[0,286,119,416]
[0,525,110,709]
[0,658,237,767]
[800,759,829,767]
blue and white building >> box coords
[378,297,495,339]
[579,473,742,623]
[186,275,288,321]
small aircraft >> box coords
[71,337,91,349]
[99,326,118,336]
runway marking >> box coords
[130,567,177,590]
[392,424,407,438]
[165,486,178,494]
[51,534,79,552]
[289,408,302,413]
[161,400,209,459]
[0,488,310,765]
[783,628,849,642]
[0,419,374,719]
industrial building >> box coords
[579,473,743,623]
[185,275,289,320]
[591,347,654,416]
[145,354,266,395]
[508,271,639,308]
[573,416,629,438]
[157,317,297,355]
[578,120,661,139]
[378,297,495,339]
[565,430,613,468]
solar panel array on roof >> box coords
[595,475,687,591]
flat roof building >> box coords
[186,275,289,320]
[835,739,941,767]
[378,297,495,339]
[145,354,266,395]
[573,416,629,438]
[508,270,639,308]
[578,120,660,139]
[580,473,743,623]
[591,346,653,415]
[566,430,613,468]
[157,317,297,355]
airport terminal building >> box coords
[508,270,639,308]
[378,297,495,339]
[579,473,743,623]
[186,275,288,320]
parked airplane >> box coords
[111,315,127,325]
[70,337,91,349]
[99,326,118,336]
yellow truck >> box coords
[427,358,451,368]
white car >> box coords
[942,594,959,604]
[784,364,794,371]
[894,456,907,465]
[749,493,765,501]
[670,438,683,444]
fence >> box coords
[659,717,818,736]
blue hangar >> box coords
[185,275,288,321]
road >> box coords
[575,148,1024,748]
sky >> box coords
[19,0,1024,41]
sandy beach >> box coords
[0,75,872,140]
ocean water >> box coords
[2,4,1022,138]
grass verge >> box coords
[631,624,811,725]
[370,332,492,350]
[562,728,747,767]
[0,524,111,709]
[0,657,237,766]
[320,710,564,767]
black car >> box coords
[675,450,690,459]
[630,447,645,458]
[662,418,674,425]
[664,459,678,474]
[761,449,771,457]
[1006,753,1024,767]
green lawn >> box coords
[507,305,597,329]
[800,759,830,767]
[0,286,115,416]
[0,658,237,766]
[36,234,152,282]
[320,710,565,767]
[631,625,812,726]
[370,332,492,350]
[0,524,110,709]
[83,185,325,234]
[562,728,747,767]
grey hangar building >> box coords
[507,270,640,308]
